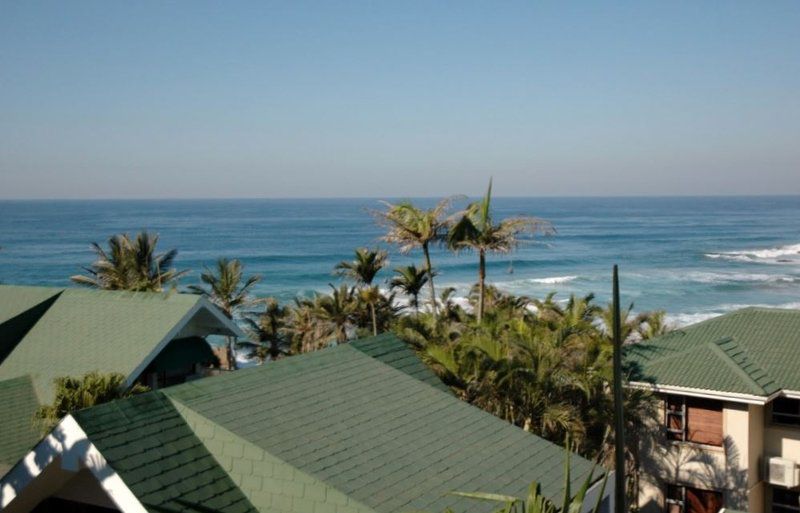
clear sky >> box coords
[1,1,799,199]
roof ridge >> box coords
[712,337,780,394]
[168,396,381,513]
[706,338,771,396]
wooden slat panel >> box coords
[686,487,723,513]
[686,398,723,446]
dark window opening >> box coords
[772,398,800,427]
[773,488,800,513]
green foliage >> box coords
[406,290,662,466]
[448,179,552,322]
[375,197,454,313]
[35,371,149,432]
[188,257,261,318]
[71,231,188,291]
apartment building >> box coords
[626,308,800,513]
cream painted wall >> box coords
[637,400,757,513]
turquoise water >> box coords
[1,196,799,326]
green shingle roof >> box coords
[0,286,61,365]
[74,392,257,513]
[0,288,206,403]
[349,333,453,394]
[626,307,800,397]
[160,336,598,513]
[0,375,41,470]
[0,285,61,326]
[39,334,599,513]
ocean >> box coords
[1,196,799,327]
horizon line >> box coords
[2,193,800,202]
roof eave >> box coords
[626,381,769,405]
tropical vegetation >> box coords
[35,372,149,432]
[71,231,187,291]
[69,184,669,486]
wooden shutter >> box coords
[686,487,723,513]
[686,397,723,446]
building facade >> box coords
[627,308,800,513]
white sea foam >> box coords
[529,275,579,285]
[705,243,800,264]
[683,271,798,284]
[667,301,800,327]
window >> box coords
[666,485,723,513]
[772,398,800,426]
[663,395,723,446]
[773,488,800,513]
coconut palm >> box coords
[375,198,453,314]
[244,298,291,363]
[188,258,261,318]
[335,248,388,336]
[390,264,429,314]
[334,247,388,286]
[448,180,551,322]
[188,258,261,370]
[312,284,358,344]
[71,231,188,291]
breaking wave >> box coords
[529,275,579,285]
[705,243,800,264]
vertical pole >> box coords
[613,265,626,513]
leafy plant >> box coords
[35,372,149,432]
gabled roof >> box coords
[0,285,244,470]
[0,285,61,326]
[75,392,257,513]
[626,307,800,398]
[5,334,602,513]
[0,287,241,403]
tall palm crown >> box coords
[71,231,188,292]
[334,247,388,286]
[389,264,429,313]
[188,257,261,318]
[448,180,551,322]
[375,198,452,313]
[334,248,388,336]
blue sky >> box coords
[1,1,799,199]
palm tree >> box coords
[71,231,188,291]
[312,284,358,344]
[244,298,291,363]
[334,247,388,286]
[448,180,551,322]
[188,258,261,369]
[188,257,261,318]
[375,198,453,314]
[390,264,429,314]
[335,248,388,335]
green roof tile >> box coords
[74,392,258,513]
[627,307,800,396]
[0,375,41,470]
[350,333,452,394]
[163,337,599,513]
[0,288,203,402]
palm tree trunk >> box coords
[478,249,486,323]
[370,301,378,336]
[422,242,437,314]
